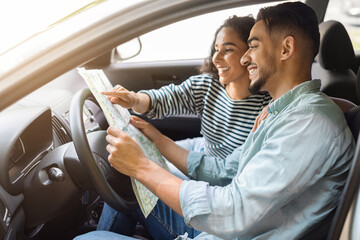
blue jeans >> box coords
[75,200,201,240]
[74,231,141,240]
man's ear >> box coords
[280,36,295,60]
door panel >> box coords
[103,59,204,91]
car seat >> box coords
[299,67,360,240]
[312,20,358,104]
[326,67,360,240]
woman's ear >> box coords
[280,36,295,60]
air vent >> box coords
[0,198,6,220]
[52,115,72,145]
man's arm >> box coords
[131,115,239,184]
[105,126,184,216]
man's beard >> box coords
[249,76,266,95]
[248,60,276,95]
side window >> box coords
[114,1,285,63]
[325,0,360,51]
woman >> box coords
[103,15,271,159]
[96,15,271,238]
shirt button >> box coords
[274,110,279,115]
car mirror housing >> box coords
[113,37,142,61]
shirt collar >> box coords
[267,80,321,115]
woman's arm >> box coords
[102,85,151,114]
[130,116,189,175]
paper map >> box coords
[78,68,168,218]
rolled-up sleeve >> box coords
[180,180,211,225]
[187,150,241,185]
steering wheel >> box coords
[70,88,138,212]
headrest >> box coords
[316,20,355,71]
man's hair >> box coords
[257,1,320,59]
[200,15,255,78]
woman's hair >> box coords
[199,15,255,78]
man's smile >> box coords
[247,64,258,79]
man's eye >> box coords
[249,45,257,49]
[225,48,234,52]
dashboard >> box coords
[0,67,200,239]
[0,69,107,239]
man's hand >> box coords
[105,125,184,217]
[106,126,149,178]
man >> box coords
[75,2,355,239]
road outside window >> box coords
[118,1,285,63]
[325,0,360,51]
[117,0,360,63]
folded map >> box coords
[78,67,168,217]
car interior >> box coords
[0,0,360,240]
[312,20,359,105]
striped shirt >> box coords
[141,74,271,158]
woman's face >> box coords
[212,27,249,86]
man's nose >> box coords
[240,49,250,66]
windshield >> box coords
[0,0,100,54]
[0,0,142,55]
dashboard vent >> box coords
[0,198,5,220]
[52,115,72,145]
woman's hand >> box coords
[102,85,138,109]
[102,85,151,114]
[131,116,189,175]
[130,116,163,145]
[252,105,269,132]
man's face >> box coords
[240,20,277,94]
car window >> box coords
[117,1,286,63]
[325,0,360,51]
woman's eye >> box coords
[225,48,234,52]
[249,45,257,49]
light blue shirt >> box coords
[179,80,355,240]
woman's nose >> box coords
[212,51,222,64]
